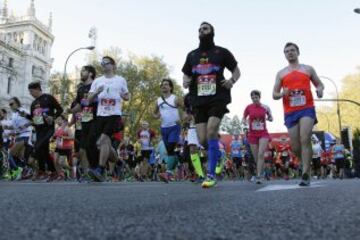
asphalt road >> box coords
[0,179,359,240]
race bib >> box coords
[197,75,216,96]
[81,107,93,122]
[252,119,265,131]
[100,98,116,113]
[33,108,44,125]
[56,138,63,149]
[289,90,306,107]
[233,149,240,154]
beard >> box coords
[199,33,215,51]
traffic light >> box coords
[341,127,351,149]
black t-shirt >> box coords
[182,45,237,107]
[30,94,63,129]
[75,82,97,123]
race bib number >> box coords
[197,75,216,96]
[289,90,306,107]
[81,107,93,122]
[251,119,265,131]
[33,108,44,125]
[233,149,240,155]
[100,98,116,113]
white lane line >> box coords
[256,181,326,192]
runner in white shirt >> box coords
[154,79,183,183]
[88,56,129,182]
[7,97,33,180]
[311,135,323,179]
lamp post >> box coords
[61,46,95,105]
[319,76,342,137]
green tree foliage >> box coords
[317,68,360,138]
[86,48,183,139]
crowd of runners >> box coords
[0,22,357,188]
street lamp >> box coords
[354,8,360,14]
[319,76,342,137]
[61,46,95,105]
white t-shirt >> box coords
[157,94,180,128]
[312,143,323,159]
[11,107,32,138]
[89,75,129,117]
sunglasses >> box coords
[101,60,112,66]
[9,102,15,106]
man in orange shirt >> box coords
[273,42,324,186]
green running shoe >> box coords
[202,175,217,188]
[11,167,23,181]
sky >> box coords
[8,0,360,132]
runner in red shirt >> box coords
[242,90,273,184]
[273,42,324,186]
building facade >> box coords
[0,0,54,109]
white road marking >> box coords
[256,181,326,192]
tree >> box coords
[316,68,360,137]
[220,115,242,134]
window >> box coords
[8,58,14,68]
[7,77,12,94]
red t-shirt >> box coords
[243,103,271,134]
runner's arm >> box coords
[183,74,191,89]
[308,66,324,98]
[273,72,285,100]
[221,66,241,90]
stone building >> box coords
[0,0,54,109]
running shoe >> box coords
[201,175,217,188]
[47,172,59,182]
[88,167,105,182]
[158,172,174,183]
[250,175,256,182]
[11,167,23,181]
[255,176,263,185]
[21,167,33,180]
[32,171,48,181]
[2,171,11,180]
[299,173,310,186]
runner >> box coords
[182,22,240,188]
[6,97,33,180]
[88,56,129,182]
[331,138,345,179]
[53,115,73,180]
[242,90,273,184]
[230,133,243,179]
[70,65,98,180]
[311,135,323,179]
[27,81,63,181]
[154,79,183,183]
[136,121,156,181]
[273,42,324,186]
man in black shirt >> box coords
[28,81,63,181]
[182,22,241,188]
[70,65,99,177]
